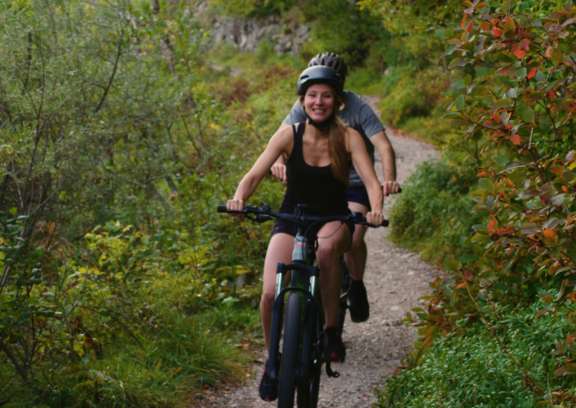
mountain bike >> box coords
[217,203,386,407]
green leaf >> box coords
[455,95,465,110]
[493,98,513,110]
[448,58,470,69]
[495,282,509,293]
[516,105,535,123]
[516,67,527,80]
[498,75,515,88]
[457,254,478,263]
[445,257,460,271]
[535,70,545,82]
[475,66,491,77]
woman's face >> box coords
[303,83,335,124]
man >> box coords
[271,52,400,323]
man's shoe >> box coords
[259,359,278,401]
[323,327,346,362]
[348,279,370,323]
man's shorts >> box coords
[346,185,371,211]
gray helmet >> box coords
[308,52,348,79]
[297,66,344,98]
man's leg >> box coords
[345,201,371,322]
[345,202,369,281]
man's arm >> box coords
[370,130,400,196]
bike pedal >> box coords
[326,362,340,378]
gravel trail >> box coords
[195,96,440,407]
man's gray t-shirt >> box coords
[283,90,385,186]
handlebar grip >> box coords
[382,219,389,227]
[217,206,228,213]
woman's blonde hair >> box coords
[299,92,350,185]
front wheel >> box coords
[278,292,302,408]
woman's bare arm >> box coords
[228,127,293,210]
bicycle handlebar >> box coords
[217,204,389,228]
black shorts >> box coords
[346,185,371,211]
[271,216,355,242]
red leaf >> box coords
[545,46,553,58]
[547,90,556,99]
[510,134,522,145]
[493,27,501,37]
[496,226,515,236]
[567,334,576,344]
[513,48,526,60]
[527,68,537,78]
[488,219,496,234]
[500,66,511,75]
[477,172,488,177]
[519,38,531,50]
[466,21,474,33]
[464,269,473,282]
[491,113,501,123]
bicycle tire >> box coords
[278,292,303,408]
[296,313,322,408]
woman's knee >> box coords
[316,241,340,266]
[260,291,275,310]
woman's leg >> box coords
[261,233,294,352]
[316,221,352,328]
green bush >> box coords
[379,67,451,128]
[377,299,576,407]
[389,160,483,262]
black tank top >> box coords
[279,122,349,215]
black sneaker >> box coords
[348,279,370,323]
[323,327,346,362]
[259,359,278,401]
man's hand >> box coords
[271,163,287,184]
[382,181,400,197]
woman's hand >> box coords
[227,198,245,218]
[365,211,384,227]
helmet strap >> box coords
[304,109,334,131]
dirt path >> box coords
[197,96,440,407]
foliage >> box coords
[0,0,290,405]
[378,299,576,407]
[389,160,483,262]
[379,67,452,128]
[210,0,299,19]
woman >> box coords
[226,66,383,402]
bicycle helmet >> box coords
[308,52,348,79]
[297,66,344,98]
